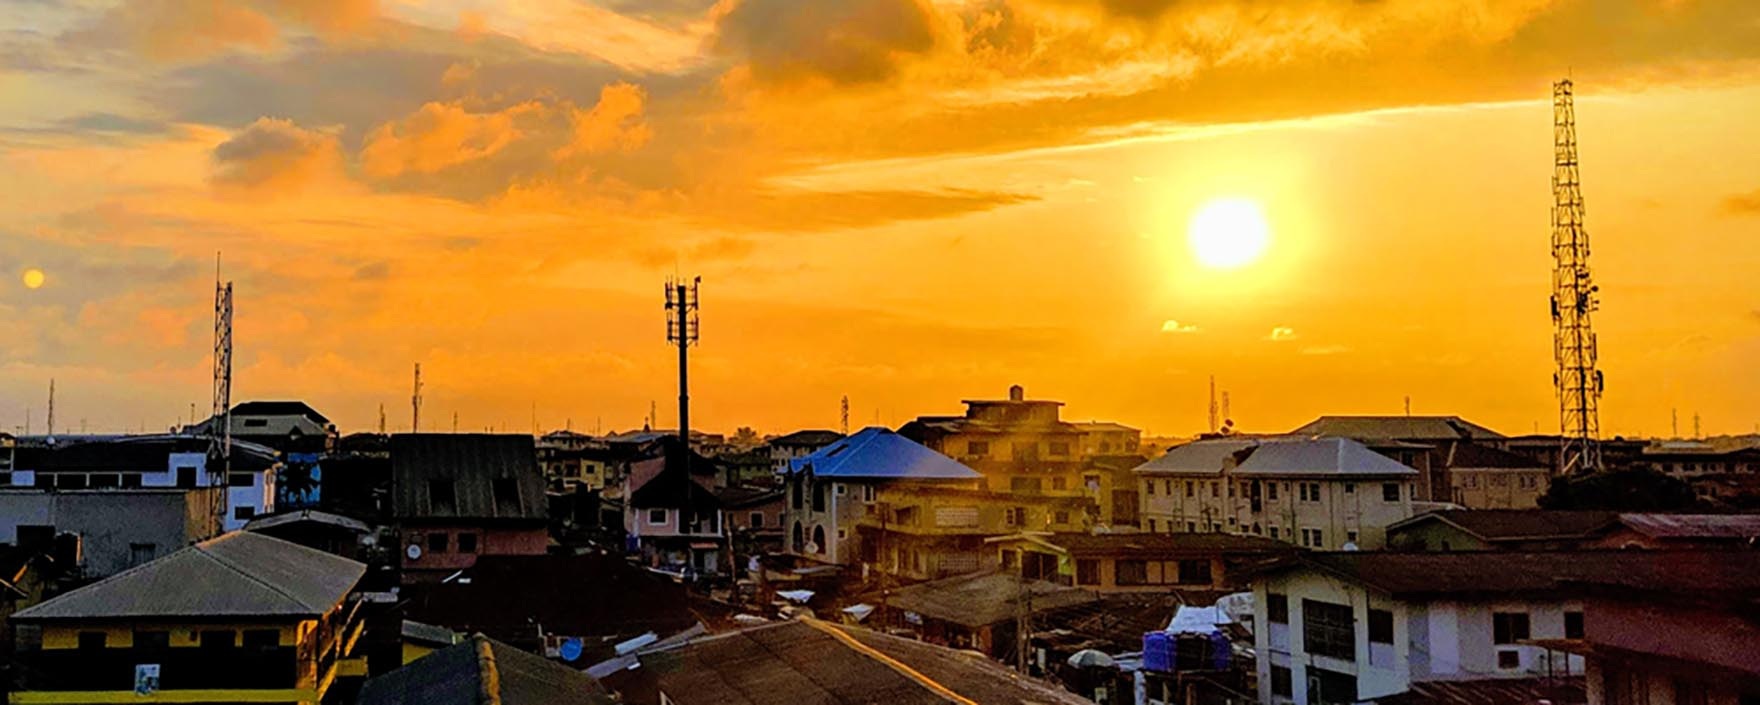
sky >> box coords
[0,0,1757,439]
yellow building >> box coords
[9,532,367,705]
[897,385,1091,497]
[861,484,1090,580]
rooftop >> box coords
[1442,441,1548,470]
[1388,510,1620,542]
[1290,415,1505,441]
[359,634,614,705]
[1266,549,1760,599]
[13,532,364,622]
[881,571,1099,628]
[229,400,331,424]
[1134,439,1257,475]
[992,531,1298,556]
[1374,676,1585,705]
[1233,437,1419,477]
[610,619,1090,705]
[391,434,547,521]
[790,427,981,481]
[1072,421,1139,433]
[1616,513,1760,539]
[768,429,845,447]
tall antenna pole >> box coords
[411,363,423,432]
[1220,391,1231,425]
[378,404,387,435]
[1550,78,1604,475]
[841,395,850,435]
[45,380,55,438]
[665,276,701,447]
[1207,375,1218,433]
[210,254,234,531]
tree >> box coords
[1537,468,1699,511]
[731,426,761,450]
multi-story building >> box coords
[9,532,368,704]
[1136,437,1418,549]
[1288,416,1504,502]
[898,385,1089,496]
[188,400,335,454]
[624,437,728,575]
[1082,453,1147,530]
[393,434,549,583]
[1251,550,1760,705]
[782,426,1090,580]
[766,430,844,476]
[1438,442,1551,509]
[0,487,221,579]
[986,531,1295,595]
[5,434,277,531]
[1074,422,1142,457]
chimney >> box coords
[1008,385,1024,402]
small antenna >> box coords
[45,379,55,437]
[1404,396,1411,416]
[412,363,423,432]
[841,396,850,435]
[378,403,387,435]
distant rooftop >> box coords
[13,532,364,622]
[1388,509,1620,541]
[391,434,547,522]
[1135,439,1256,475]
[359,633,613,705]
[1291,415,1505,441]
[790,427,980,481]
[1440,441,1548,469]
[229,400,330,423]
[1268,549,1760,599]
[991,531,1296,557]
[767,429,844,447]
[882,571,1098,628]
[1233,437,1419,477]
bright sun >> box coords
[21,268,45,289]
[1188,198,1270,269]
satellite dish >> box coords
[559,638,584,662]
[1342,542,1360,552]
[804,542,820,554]
[406,544,423,561]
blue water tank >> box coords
[1142,632,1173,673]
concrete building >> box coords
[1137,437,1418,549]
[765,429,843,476]
[1288,416,1505,502]
[1437,442,1551,509]
[623,437,728,575]
[4,434,276,532]
[0,487,221,579]
[1074,421,1142,457]
[1530,583,1760,705]
[898,385,1091,496]
[986,531,1295,595]
[9,532,367,704]
[392,434,549,583]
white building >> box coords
[1252,551,1614,705]
[1136,437,1418,549]
[3,434,276,531]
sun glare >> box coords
[1188,198,1270,269]
[21,268,45,289]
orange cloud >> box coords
[554,82,652,160]
[713,0,937,85]
[211,117,345,191]
[76,0,279,62]
[360,100,545,178]
[1723,188,1760,215]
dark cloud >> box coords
[57,112,166,134]
[353,260,390,280]
[714,0,935,85]
[1722,189,1760,216]
[210,117,343,190]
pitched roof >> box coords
[230,400,331,424]
[1133,439,1257,475]
[1073,421,1139,433]
[1615,513,1760,539]
[1442,441,1548,470]
[243,509,371,534]
[617,619,1090,705]
[768,430,845,448]
[790,427,981,481]
[1388,510,1619,542]
[1373,676,1585,705]
[996,531,1297,557]
[1232,437,1419,477]
[881,571,1099,627]
[392,434,547,521]
[12,532,363,621]
[359,634,614,705]
[1290,415,1505,441]
[715,485,785,509]
[1271,550,1760,599]
[627,437,723,511]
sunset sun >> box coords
[1188,198,1270,269]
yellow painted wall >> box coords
[42,622,301,649]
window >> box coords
[1146,481,1155,496]
[1464,475,1479,489]
[243,629,280,651]
[1346,530,1359,545]
[129,543,157,567]
[1493,612,1531,645]
[1519,475,1538,490]
[200,630,235,649]
[812,525,826,553]
[1210,481,1220,498]
[134,631,169,651]
[967,441,989,456]
[1053,510,1071,524]
[1148,518,1157,532]
[1382,483,1402,501]
[835,483,847,496]
[1010,476,1043,493]
[1164,480,1173,495]
[1301,528,1324,548]
[1267,482,1279,500]
[1270,665,1293,698]
[837,529,847,540]
[457,533,478,553]
[1186,521,1197,533]
[1051,477,1067,491]
[77,632,106,651]
[428,533,448,553]
[863,485,876,502]
[228,472,255,487]
[1344,482,1355,494]
[1049,441,1070,457]
[429,480,456,511]
[1270,526,1280,539]
[1368,609,1393,644]
[233,506,255,520]
[1498,650,1520,669]
[812,481,825,511]
[1117,560,1149,585]
[1303,599,1356,661]
[749,512,765,528]
[649,508,668,524]
[1267,594,1288,624]
[57,474,88,490]
[493,478,521,513]
[1185,481,1194,497]
[89,473,119,488]
[1076,559,1100,586]
[121,473,142,488]
[1177,559,1212,585]
[1564,611,1584,639]
[1005,506,1026,526]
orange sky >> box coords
[1,0,1757,438]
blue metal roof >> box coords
[789,427,981,480]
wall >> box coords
[1385,522,1493,552]
[0,489,219,578]
[400,524,547,574]
[1143,474,1415,549]
[1255,570,1411,705]
[1450,468,1545,509]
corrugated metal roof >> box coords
[1617,513,1760,538]
[882,571,1098,627]
[1290,415,1505,440]
[392,434,547,521]
[243,509,371,533]
[1233,437,1418,477]
[767,429,844,448]
[1389,510,1618,540]
[359,634,614,705]
[790,427,981,480]
[1273,550,1760,598]
[1133,439,1257,475]
[12,532,364,621]
[1373,676,1585,705]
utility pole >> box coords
[1207,375,1218,433]
[1693,412,1702,439]
[1672,408,1679,438]
[1404,395,1411,416]
[665,276,701,447]
[378,404,387,435]
[411,363,423,432]
[1549,78,1605,474]
[45,379,55,437]
[453,411,459,434]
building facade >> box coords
[987,531,1295,595]
[3,434,275,532]
[898,385,1091,496]
[623,438,728,575]
[0,487,221,579]
[393,434,549,583]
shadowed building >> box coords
[359,633,614,705]
[393,434,549,584]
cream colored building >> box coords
[1136,437,1418,550]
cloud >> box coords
[1161,320,1199,333]
[553,82,652,160]
[1268,326,1298,341]
[1300,344,1351,356]
[714,0,936,85]
[211,117,344,191]
[66,0,380,63]
[690,188,1040,232]
[1722,188,1760,215]
[360,100,545,178]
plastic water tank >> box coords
[1142,631,1173,673]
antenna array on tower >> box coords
[1549,79,1605,474]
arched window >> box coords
[811,478,826,512]
[812,525,827,554]
[791,522,804,552]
